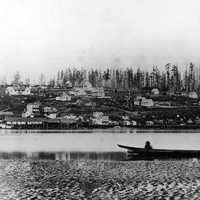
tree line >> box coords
[8,62,200,92]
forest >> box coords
[6,62,200,93]
[46,62,198,92]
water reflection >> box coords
[1,129,200,153]
[0,151,126,161]
[2,128,200,134]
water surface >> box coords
[0,128,200,152]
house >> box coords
[45,113,57,119]
[141,98,154,107]
[59,114,78,120]
[134,97,154,107]
[43,107,57,114]
[92,117,109,125]
[4,117,43,126]
[154,119,164,125]
[43,87,70,98]
[86,87,105,98]
[0,111,14,121]
[134,96,143,106]
[58,114,78,124]
[188,92,198,99]
[65,81,72,88]
[75,78,106,98]
[71,88,87,97]
[154,101,172,108]
[132,121,137,126]
[187,118,194,124]
[5,86,18,95]
[135,95,143,100]
[22,102,41,118]
[56,92,71,101]
[195,117,200,124]
[5,86,31,96]
[151,88,159,95]
[146,121,154,126]
[181,92,188,97]
[59,117,77,125]
[22,87,31,95]
[0,111,14,117]
[123,121,131,126]
[43,107,57,119]
[74,78,105,98]
[92,112,109,125]
[122,116,129,121]
[93,112,103,119]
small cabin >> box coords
[146,121,154,126]
[151,88,159,95]
[188,92,198,99]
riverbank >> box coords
[1,159,200,199]
[3,124,200,130]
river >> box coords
[0,128,200,152]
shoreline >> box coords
[2,124,200,130]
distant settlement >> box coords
[0,78,200,129]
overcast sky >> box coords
[1,0,200,82]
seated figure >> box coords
[144,141,152,150]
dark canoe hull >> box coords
[118,144,200,160]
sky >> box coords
[1,0,200,82]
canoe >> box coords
[118,144,200,160]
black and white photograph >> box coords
[1,0,200,199]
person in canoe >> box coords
[144,141,152,150]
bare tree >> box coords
[39,73,46,86]
[12,71,21,85]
